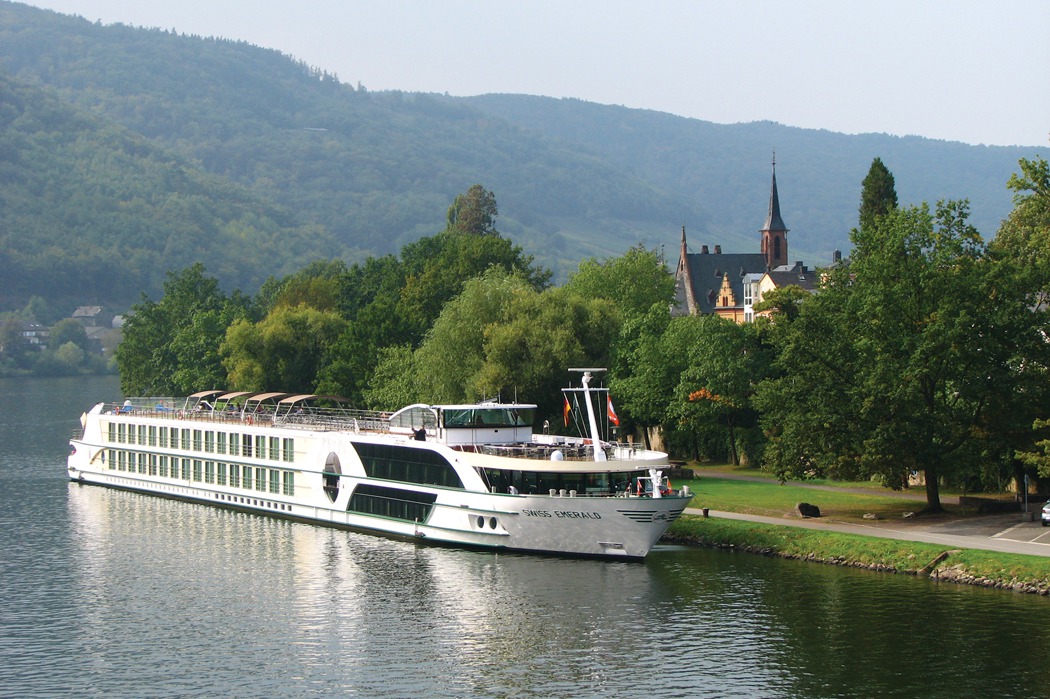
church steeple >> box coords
[760,153,789,269]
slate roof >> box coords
[762,164,788,233]
[72,306,102,319]
[674,250,768,316]
[766,261,817,293]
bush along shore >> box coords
[665,515,1050,596]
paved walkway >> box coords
[684,470,1050,557]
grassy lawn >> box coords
[677,474,934,521]
[692,462,894,489]
[663,464,1050,592]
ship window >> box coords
[149,426,157,446]
[255,435,266,459]
[205,431,215,453]
[217,432,226,454]
[230,464,240,488]
[138,425,147,446]
[217,462,227,485]
[282,438,294,463]
[323,453,342,502]
[229,432,239,456]
[149,455,158,476]
[160,456,169,478]
[204,461,215,484]
[242,434,252,458]
[442,408,534,429]
[480,468,629,496]
[193,430,203,451]
[351,442,463,489]
[269,437,280,461]
[181,458,191,480]
[282,471,294,496]
[107,423,116,443]
[256,467,266,491]
[269,469,280,493]
[137,453,147,474]
[181,429,191,451]
[347,484,437,522]
[193,459,203,482]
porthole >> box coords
[489,517,497,529]
[477,516,485,529]
[323,452,342,503]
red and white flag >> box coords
[607,396,620,426]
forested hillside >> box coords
[0,71,337,307]
[0,1,1042,312]
[459,95,1038,258]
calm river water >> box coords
[1,375,1049,699]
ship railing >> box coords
[104,400,393,433]
[483,442,664,462]
[472,440,664,462]
[275,409,392,433]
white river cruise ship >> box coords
[68,370,693,558]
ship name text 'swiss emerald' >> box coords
[68,369,692,558]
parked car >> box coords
[1042,501,1050,527]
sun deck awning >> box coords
[245,392,290,403]
[242,392,291,412]
[188,390,225,400]
[277,394,348,405]
[215,391,257,402]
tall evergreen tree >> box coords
[859,157,899,231]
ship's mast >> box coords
[568,368,608,462]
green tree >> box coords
[446,184,499,236]
[672,316,773,465]
[990,157,1050,480]
[0,317,34,370]
[49,318,89,352]
[402,269,618,423]
[398,224,550,337]
[22,296,55,324]
[52,341,86,372]
[564,244,675,318]
[117,264,247,394]
[361,344,418,410]
[609,305,675,449]
[859,157,898,231]
[221,304,348,393]
[759,201,1020,511]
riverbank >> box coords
[666,514,1050,595]
[665,466,1050,595]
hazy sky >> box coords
[21,0,1050,147]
